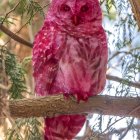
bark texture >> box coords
[129,0,140,29]
[9,95,140,118]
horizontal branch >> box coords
[0,24,32,48]
[9,95,140,118]
[106,74,140,89]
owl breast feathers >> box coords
[33,0,107,139]
[33,28,107,101]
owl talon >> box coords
[69,95,77,102]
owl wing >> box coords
[89,27,108,95]
[33,26,62,96]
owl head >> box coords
[47,0,102,27]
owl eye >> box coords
[81,5,89,12]
[61,4,71,12]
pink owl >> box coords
[33,0,108,139]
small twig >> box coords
[106,74,140,89]
[101,104,140,135]
[0,83,11,90]
[119,118,134,140]
[108,48,138,62]
[1,2,20,24]
[108,51,132,62]
[0,24,33,48]
[2,110,24,140]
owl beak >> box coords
[72,15,79,26]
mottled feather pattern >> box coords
[44,115,86,140]
[33,0,108,139]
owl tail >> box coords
[44,115,86,140]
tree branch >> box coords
[8,95,140,118]
[129,0,140,29]
[0,24,32,48]
[106,75,140,89]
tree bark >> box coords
[8,95,140,118]
[129,0,140,29]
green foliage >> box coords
[5,52,26,99]
[0,16,15,25]
[0,0,46,25]
[1,1,46,140]
[0,47,26,99]
[15,0,45,23]
[6,118,43,140]
[106,0,116,14]
[21,56,32,73]
[0,47,42,140]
